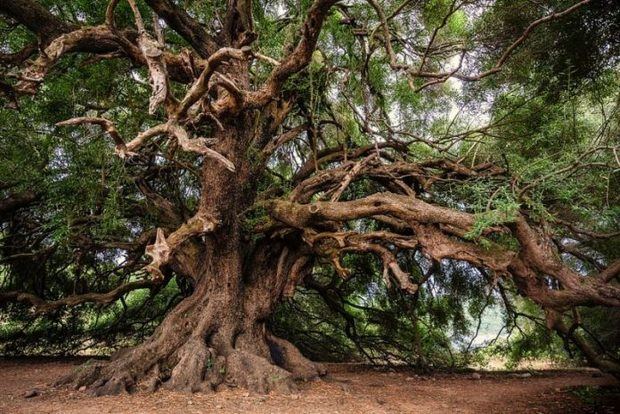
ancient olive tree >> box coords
[1,0,619,395]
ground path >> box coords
[0,359,618,413]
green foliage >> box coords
[0,277,183,355]
[465,197,519,241]
[0,0,618,372]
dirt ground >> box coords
[0,359,618,414]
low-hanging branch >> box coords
[1,0,619,395]
[0,278,164,314]
[266,188,620,309]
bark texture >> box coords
[57,245,324,394]
[2,0,619,393]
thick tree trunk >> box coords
[57,241,324,395]
[56,78,325,394]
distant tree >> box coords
[0,0,618,395]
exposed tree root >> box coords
[267,334,326,380]
[162,337,213,392]
[225,350,297,393]
[55,330,324,396]
[55,359,106,390]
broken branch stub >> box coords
[167,123,236,172]
[144,228,171,280]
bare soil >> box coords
[0,358,618,413]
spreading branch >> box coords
[0,279,163,314]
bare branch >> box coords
[407,0,591,84]
[247,0,339,107]
[0,0,73,46]
[262,123,308,157]
[127,0,172,115]
[167,123,236,172]
[144,0,218,57]
[174,47,252,119]
[328,153,377,201]
[56,117,130,157]
[144,215,218,279]
[0,279,163,314]
[105,0,120,28]
[13,26,125,95]
[305,230,419,293]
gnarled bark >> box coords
[57,239,324,395]
[3,0,618,394]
